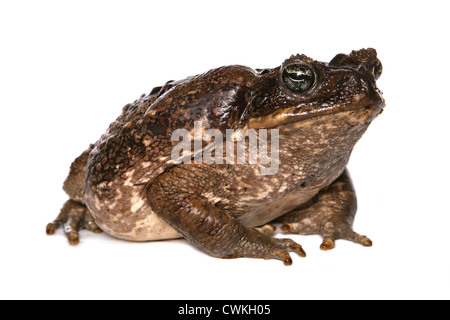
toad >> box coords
[47,48,385,265]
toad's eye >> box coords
[372,58,382,80]
[281,63,316,94]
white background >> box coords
[1,0,449,300]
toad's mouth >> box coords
[248,94,385,129]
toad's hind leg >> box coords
[147,165,306,265]
[278,169,372,250]
[46,146,102,244]
[46,200,102,245]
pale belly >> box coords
[94,191,315,241]
[85,181,182,241]
[86,173,323,241]
[238,187,319,227]
[98,203,182,241]
[88,186,317,241]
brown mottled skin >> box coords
[47,48,385,265]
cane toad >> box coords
[47,48,385,265]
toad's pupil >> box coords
[288,71,309,81]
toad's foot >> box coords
[252,225,306,265]
[278,169,372,250]
[280,214,372,251]
[226,228,306,266]
[46,199,102,245]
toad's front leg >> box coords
[147,166,305,265]
[278,169,372,250]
